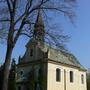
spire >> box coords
[33,9,45,42]
[35,9,44,27]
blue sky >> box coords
[64,0,90,69]
[0,0,90,69]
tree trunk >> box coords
[2,45,13,90]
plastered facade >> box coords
[47,62,87,90]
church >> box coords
[16,11,87,90]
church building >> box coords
[16,11,87,90]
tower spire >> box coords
[33,9,45,42]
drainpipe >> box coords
[64,69,66,90]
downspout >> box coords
[64,69,66,90]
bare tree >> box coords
[0,0,77,90]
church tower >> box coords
[33,10,45,44]
[18,10,46,63]
[16,10,48,90]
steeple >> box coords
[33,10,45,42]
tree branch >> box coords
[13,20,25,45]
[19,32,32,38]
[0,19,10,22]
[6,0,12,13]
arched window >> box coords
[30,49,33,56]
[56,68,61,82]
[70,71,74,82]
[20,70,24,77]
[81,74,84,84]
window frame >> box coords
[81,74,84,84]
[56,68,61,82]
[30,49,33,56]
[70,71,74,83]
[20,70,24,77]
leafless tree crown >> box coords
[0,0,77,49]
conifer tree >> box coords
[8,59,16,90]
[87,72,90,90]
[27,68,35,90]
[0,65,4,90]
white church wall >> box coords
[47,62,87,90]
[78,71,87,90]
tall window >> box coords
[56,68,61,82]
[70,71,74,82]
[81,74,84,84]
[20,71,23,76]
[30,49,33,56]
[20,70,24,77]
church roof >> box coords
[23,38,86,71]
[40,44,86,71]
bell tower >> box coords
[33,10,45,43]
